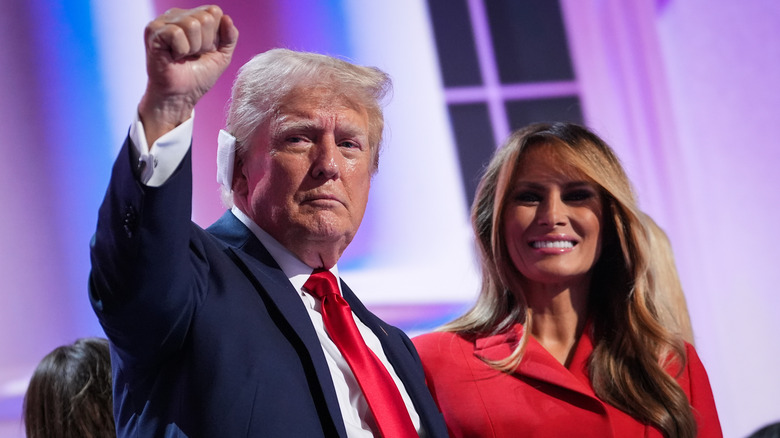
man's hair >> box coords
[222,48,392,202]
[23,337,115,438]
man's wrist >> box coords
[137,92,196,146]
[130,110,194,187]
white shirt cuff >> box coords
[129,111,194,187]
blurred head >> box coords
[643,212,694,344]
[747,422,780,438]
[23,337,114,438]
[469,122,647,332]
[225,49,392,266]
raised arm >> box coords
[138,5,238,146]
[90,5,238,368]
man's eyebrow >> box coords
[270,115,369,142]
[335,122,369,139]
[269,120,319,142]
[274,118,321,133]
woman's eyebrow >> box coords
[513,181,546,190]
[564,181,595,189]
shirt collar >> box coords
[230,206,340,293]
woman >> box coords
[413,123,721,438]
[23,337,115,438]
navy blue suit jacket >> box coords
[89,138,448,437]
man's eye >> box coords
[287,136,305,143]
[339,141,360,149]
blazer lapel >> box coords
[473,324,598,399]
[208,211,348,437]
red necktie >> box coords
[304,269,418,438]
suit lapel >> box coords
[208,211,348,438]
[340,281,389,338]
[340,282,445,436]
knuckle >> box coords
[200,11,216,26]
[202,5,223,16]
[176,15,199,30]
[145,17,166,33]
[168,25,187,41]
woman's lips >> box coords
[528,235,578,253]
[531,240,575,249]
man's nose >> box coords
[311,138,339,179]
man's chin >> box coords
[291,218,356,244]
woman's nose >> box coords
[537,196,567,227]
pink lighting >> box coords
[0,1,778,437]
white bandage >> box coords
[216,129,237,191]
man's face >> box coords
[233,86,373,267]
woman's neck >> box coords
[522,279,590,366]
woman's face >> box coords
[502,145,605,287]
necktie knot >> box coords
[304,268,340,301]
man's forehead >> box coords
[273,88,369,129]
[280,85,364,112]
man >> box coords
[89,5,447,437]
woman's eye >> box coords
[564,190,595,202]
[515,192,541,203]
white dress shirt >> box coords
[127,114,423,437]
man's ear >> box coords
[231,157,247,196]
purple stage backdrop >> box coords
[1,1,778,437]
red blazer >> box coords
[413,324,722,438]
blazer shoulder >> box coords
[412,331,472,365]
[413,330,466,349]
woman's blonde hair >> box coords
[443,122,696,438]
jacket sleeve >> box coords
[682,344,723,438]
[89,135,208,371]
